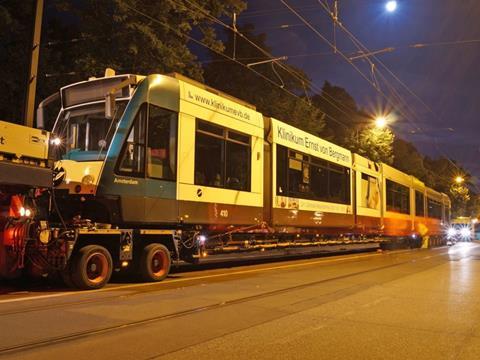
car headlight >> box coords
[447,227,457,239]
[460,227,471,239]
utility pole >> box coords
[24,0,44,128]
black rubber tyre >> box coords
[60,264,76,289]
[71,245,113,290]
[139,243,171,282]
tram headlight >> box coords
[447,227,457,239]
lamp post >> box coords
[25,0,44,128]
[455,176,465,184]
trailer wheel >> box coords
[71,245,113,290]
[140,243,171,282]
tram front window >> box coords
[53,102,126,160]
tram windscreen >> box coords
[53,102,127,159]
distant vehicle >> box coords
[447,217,477,244]
[0,70,452,289]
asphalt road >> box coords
[1,243,480,359]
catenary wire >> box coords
[121,2,348,130]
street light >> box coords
[375,116,387,129]
[386,1,397,13]
[455,176,465,184]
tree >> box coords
[0,1,35,122]
[204,24,325,135]
[350,127,395,164]
[50,0,246,80]
[449,183,470,218]
[1,0,247,128]
[392,138,428,182]
[423,157,480,218]
[311,81,360,145]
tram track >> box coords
[0,248,418,316]
[0,248,443,317]
[0,248,449,356]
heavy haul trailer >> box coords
[0,70,451,290]
[0,120,180,288]
[0,121,52,279]
[0,122,184,288]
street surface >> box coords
[1,244,480,359]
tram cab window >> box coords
[415,191,425,217]
[194,120,251,191]
[386,179,410,214]
[53,102,127,160]
[117,104,147,176]
[147,105,177,181]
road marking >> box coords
[0,248,427,304]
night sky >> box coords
[238,0,480,181]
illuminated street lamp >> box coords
[386,1,397,13]
[375,116,387,129]
[455,176,465,184]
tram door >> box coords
[143,104,179,223]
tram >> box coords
[0,70,451,289]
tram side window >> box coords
[276,145,350,204]
[427,198,442,219]
[386,179,410,214]
[226,131,251,190]
[361,173,380,209]
[310,158,329,201]
[276,145,288,194]
[329,163,349,203]
[194,120,251,191]
[147,105,177,181]
[415,191,425,216]
[288,154,310,196]
[117,104,147,176]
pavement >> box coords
[0,243,480,359]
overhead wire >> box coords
[315,1,438,124]
[187,0,373,124]
[314,2,469,170]
[175,0,359,128]
[121,2,345,129]
[279,0,406,128]
[281,0,415,130]
[175,0,422,140]
[239,4,320,18]
[286,1,446,138]
[313,0,477,188]
[124,0,471,184]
